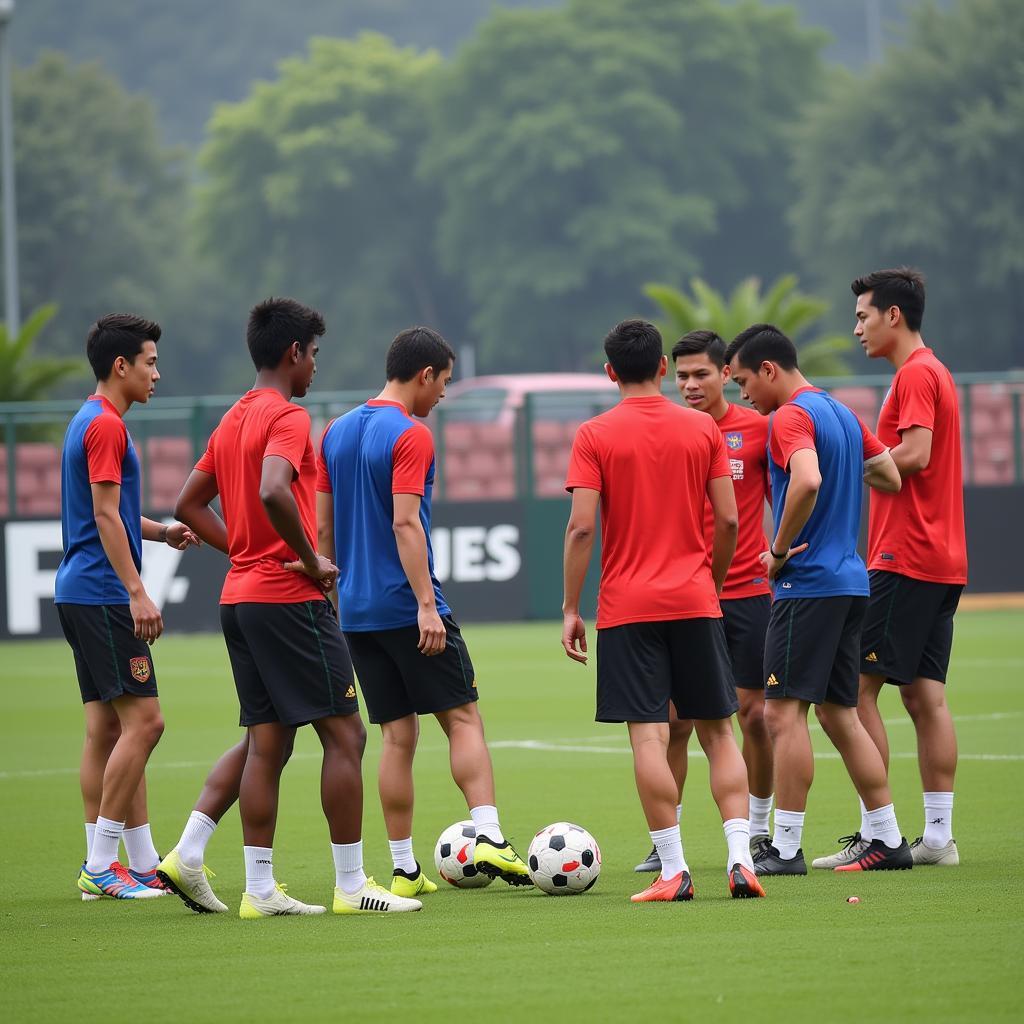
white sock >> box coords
[122,823,160,873]
[389,837,418,875]
[84,822,96,862]
[859,797,873,841]
[86,817,124,873]
[469,805,505,845]
[723,817,753,871]
[772,809,805,860]
[243,846,276,899]
[866,802,901,850]
[332,841,367,894]
[675,803,682,824]
[922,792,954,848]
[649,824,687,879]
[178,810,217,869]
[749,794,773,837]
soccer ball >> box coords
[434,820,493,889]
[527,822,601,895]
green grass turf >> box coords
[1,610,1022,1022]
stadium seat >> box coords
[14,443,61,517]
[830,386,881,425]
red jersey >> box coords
[565,395,732,629]
[195,389,325,605]
[868,348,967,584]
[703,403,770,599]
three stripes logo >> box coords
[865,652,879,663]
[766,673,780,687]
[359,896,389,912]
[345,686,356,698]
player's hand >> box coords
[130,591,164,645]
[760,542,809,581]
[164,522,200,550]
[284,554,339,592]
[562,612,588,665]
[417,607,446,656]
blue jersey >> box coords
[318,400,450,631]
[55,396,142,605]
[767,388,873,600]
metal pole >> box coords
[0,1,19,335]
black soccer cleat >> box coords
[834,837,913,872]
[752,844,807,876]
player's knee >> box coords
[738,700,765,736]
[762,701,788,739]
[88,718,122,751]
[668,718,693,743]
[138,712,165,750]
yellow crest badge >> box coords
[130,657,152,683]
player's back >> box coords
[566,395,730,629]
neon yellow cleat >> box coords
[333,877,422,914]
[472,836,533,887]
[156,849,228,914]
[390,863,438,898]
[239,883,325,919]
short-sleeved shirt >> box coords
[704,403,770,599]
[195,389,325,605]
[767,386,886,600]
[565,395,732,630]
[317,399,450,631]
[868,348,967,584]
[55,395,142,605]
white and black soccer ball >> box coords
[527,822,601,895]
[434,820,493,889]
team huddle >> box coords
[56,267,964,913]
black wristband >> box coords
[770,547,788,560]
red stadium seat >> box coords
[830,386,881,425]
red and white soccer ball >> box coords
[528,822,601,895]
[434,820,493,889]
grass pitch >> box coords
[1,611,1022,1022]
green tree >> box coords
[0,305,81,403]
[790,0,1024,370]
[423,0,824,371]
[195,33,462,389]
[645,276,852,376]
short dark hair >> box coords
[671,329,726,369]
[385,326,455,382]
[246,297,326,371]
[851,267,926,332]
[86,313,161,380]
[725,323,799,372]
[603,319,663,383]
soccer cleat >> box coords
[634,846,662,873]
[391,863,438,898]
[811,832,871,870]
[750,835,773,860]
[752,844,807,876]
[156,849,228,913]
[127,866,171,894]
[729,863,767,899]
[334,877,423,914]
[473,836,533,886]
[79,862,102,901]
[835,838,913,872]
[239,883,326,918]
[78,861,165,899]
[910,837,959,866]
[631,870,694,903]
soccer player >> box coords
[814,269,965,869]
[57,313,199,900]
[725,323,912,875]
[317,326,531,895]
[158,297,421,917]
[634,329,775,873]
[562,319,765,903]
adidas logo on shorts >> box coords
[865,652,879,663]
[766,673,779,687]
[345,686,356,698]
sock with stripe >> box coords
[86,817,124,873]
[333,841,367,894]
[749,794,773,837]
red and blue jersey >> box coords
[317,399,450,631]
[55,395,142,605]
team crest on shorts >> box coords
[130,657,152,683]
[725,432,744,451]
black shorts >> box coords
[344,615,477,725]
[721,594,771,690]
[220,601,358,728]
[860,570,963,685]
[763,596,867,707]
[595,617,738,723]
[57,603,159,704]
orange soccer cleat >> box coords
[631,870,694,903]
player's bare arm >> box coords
[888,425,932,478]
[561,487,599,665]
[863,448,901,492]
[316,491,339,609]
[706,475,738,594]
[762,448,816,581]
[393,491,446,656]
[141,516,200,550]
[174,469,229,553]
[91,480,163,643]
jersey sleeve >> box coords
[194,427,217,475]
[708,428,731,479]
[768,405,816,469]
[265,406,312,474]
[565,424,602,492]
[391,423,434,496]
[83,414,127,485]
[315,420,336,494]
[858,417,887,460]
[894,361,939,434]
